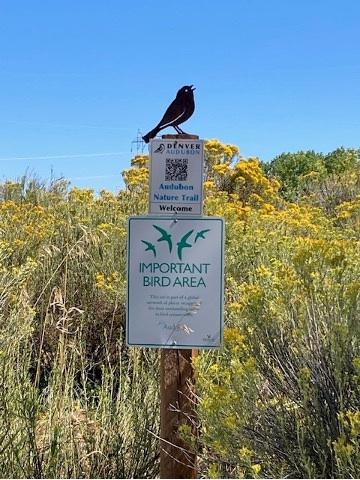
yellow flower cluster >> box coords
[205,139,239,163]
[95,272,120,292]
[69,187,95,203]
[122,167,149,192]
[0,200,57,249]
[213,162,232,175]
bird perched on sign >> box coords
[142,85,195,143]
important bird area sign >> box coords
[126,216,224,348]
[149,138,204,215]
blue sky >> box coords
[1,0,359,194]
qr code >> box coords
[165,158,188,181]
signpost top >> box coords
[161,134,199,140]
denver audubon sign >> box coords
[149,139,204,215]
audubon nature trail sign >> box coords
[149,139,204,215]
[126,216,224,348]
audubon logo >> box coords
[154,143,165,153]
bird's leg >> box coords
[174,126,187,134]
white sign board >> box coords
[149,138,204,215]
[126,216,224,348]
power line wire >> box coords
[0,120,124,130]
[0,152,131,162]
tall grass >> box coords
[0,177,160,478]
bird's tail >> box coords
[142,126,161,144]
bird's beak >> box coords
[190,85,196,91]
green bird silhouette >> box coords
[194,229,211,243]
[141,240,156,257]
[177,229,194,260]
[153,225,172,253]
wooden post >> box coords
[160,348,198,479]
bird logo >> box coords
[141,240,156,257]
[177,229,194,261]
[153,224,172,253]
[154,143,165,153]
[194,229,211,243]
[141,225,211,261]
[142,85,196,143]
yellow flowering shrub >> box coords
[335,194,360,235]
[194,326,259,478]
[193,147,360,477]
[195,201,360,477]
[230,157,280,205]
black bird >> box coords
[142,85,195,143]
